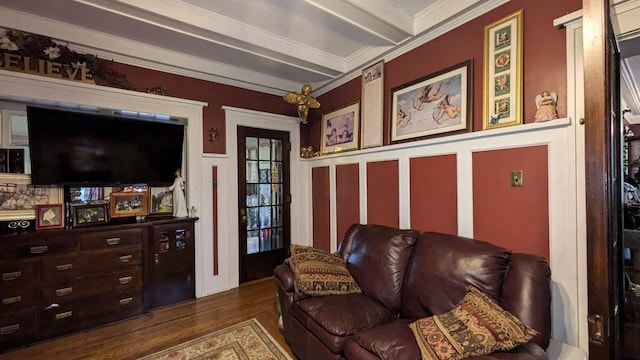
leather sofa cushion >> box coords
[340,224,419,312]
[401,232,511,319]
[291,293,394,353]
[350,319,421,360]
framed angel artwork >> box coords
[533,91,558,122]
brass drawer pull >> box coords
[2,296,22,305]
[30,245,48,254]
[2,271,21,281]
[118,276,132,285]
[119,297,133,306]
[56,287,73,297]
[56,264,73,271]
[106,237,121,246]
[119,255,133,263]
[1,324,19,335]
[55,311,73,320]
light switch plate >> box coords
[511,170,523,187]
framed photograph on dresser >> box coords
[110,191,149,218]
[71,203,109,228]
[35,204,63,230]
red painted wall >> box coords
[472,146,549,258]
[336,164,360,246]
[306,0,582,149]
[312,166,331,251]
[105,63,294,154]
[366,160,399,227]
[410,155,457,234]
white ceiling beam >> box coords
[304,0,413,44]
[75,0,345,75]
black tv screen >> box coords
[27,106,184,185]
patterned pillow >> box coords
[409,286,537,360]
[289,244,361,296]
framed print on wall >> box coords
[390,59,472,143]
[321,101,360,155]
[482,10,523,130]
[361,60,384,148]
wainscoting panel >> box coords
[336,163,360,246]
[366,160,400,228]
[312,166,331,251]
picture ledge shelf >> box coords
[306,117,572,161]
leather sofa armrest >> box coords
[274,261,295,292]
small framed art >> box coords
[390,60,472,143]
[149,186,173,216]
[35,204,64,230]
[110,191,149,218]
[72,203,108,228]
[483,10,523,129]
[321,101,360,155]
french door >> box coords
[237,126,290,283]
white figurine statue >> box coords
[169,169,188,217]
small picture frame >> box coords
[35,204,64,230]
[321,101,360,155]
[109,191,149,218]
[149,186,173,215]
[71,203,108,228]
[482,10,523,129]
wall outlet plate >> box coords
[511,170,524,187]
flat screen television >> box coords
[27,106,185,185]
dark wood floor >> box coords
[2,278,294,360]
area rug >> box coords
[138,318,293,360]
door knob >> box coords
[240,208,247,224]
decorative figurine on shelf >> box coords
[283,84,321,124]
[169,169,188,217]
[534,91,558,122]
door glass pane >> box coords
[259,184,271,205]
[247,230,259,254]
[246,137,258,160]
[271,139,282,161]
[272,227,283,249]
[259,138,270,160]
[272,184,283,205]
[246,184,259,207]
[259,206,271,229]
[247,208,259,229]
[259,161,270,183]
[260,229,272,251]
[246,161,258,183]
[273,206,284,226]
[276,162,283,183]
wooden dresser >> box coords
[0,218,196,351]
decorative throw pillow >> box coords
[289,244,362,296]
[409,286,537,360]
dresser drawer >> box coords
[0,285,38,312]
[5,235,77,259]
[1,260,39,285]
[81,228,143,250]
[40,290,143,339]
[0,307,38,350]
[83,246,142,274]
[41,268,143,305]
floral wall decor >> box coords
[0,26,131,89]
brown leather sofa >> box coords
[274,224,551,360]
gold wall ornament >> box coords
[283,84,321,124]
[145,86,167,95]
[300,145,320,158]
[208,128,220,143]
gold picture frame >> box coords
[109,191,149,218]
[320,101,360,155]
[482,10,523,130]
